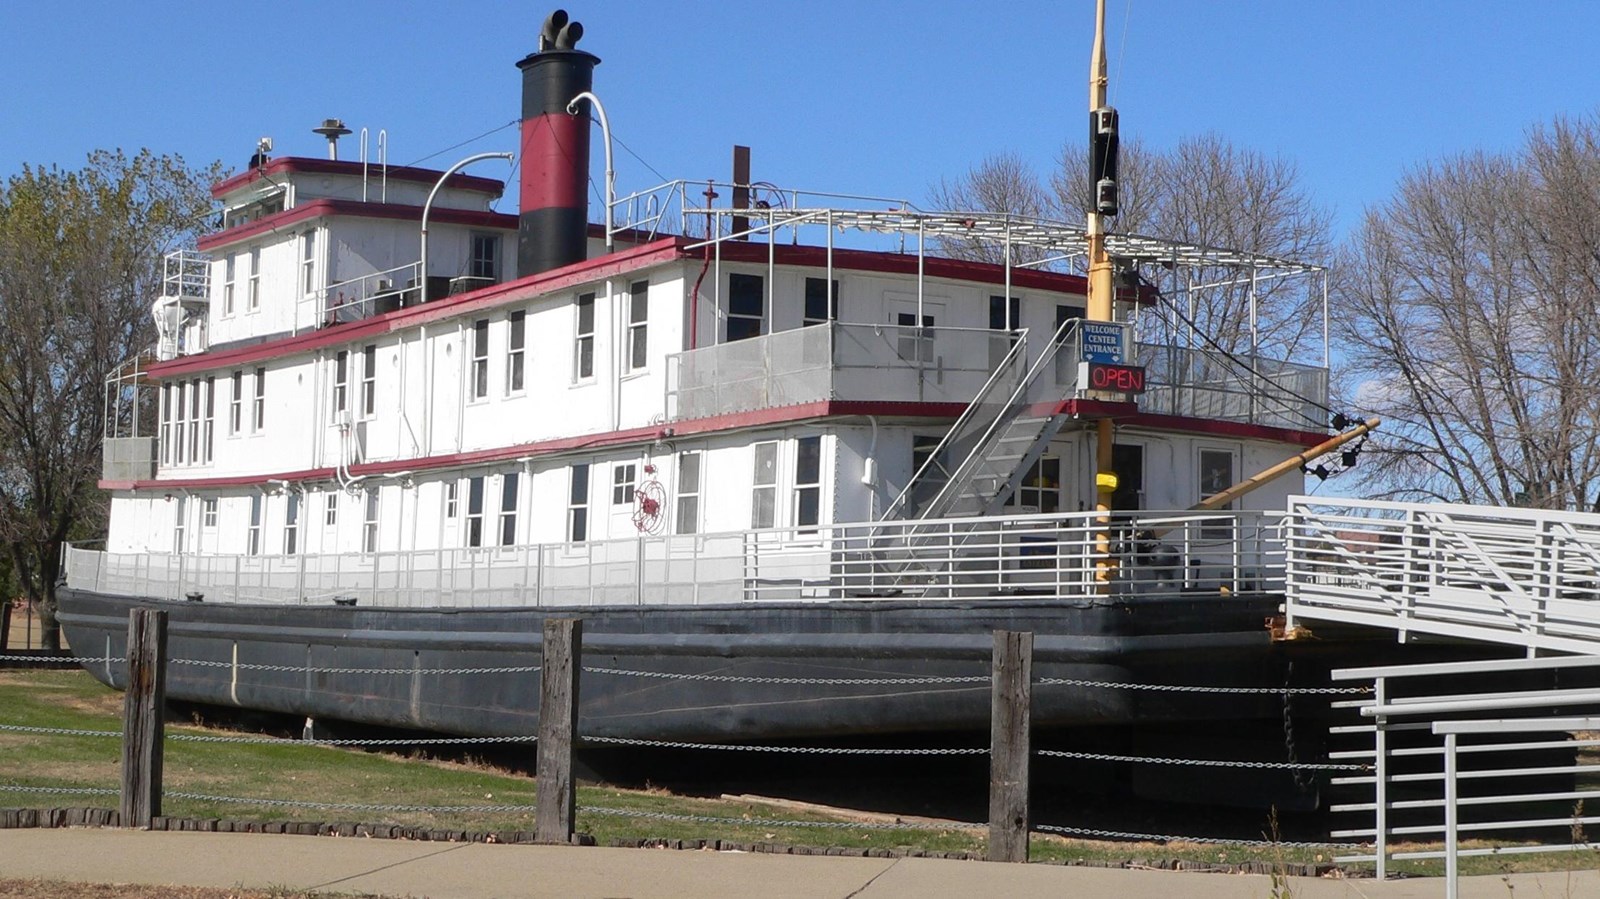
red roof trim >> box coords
[101,401,1325,492]
[211,157,505,200]
[146,238,688,379]
[197,199,517,252]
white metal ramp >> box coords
[1285,496,1600,655]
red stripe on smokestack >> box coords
[519,113,590,213]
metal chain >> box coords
[582,736,987,755]
[171,658,540,676]
[164,790,535,815]
[578,805,986,832]
[0,723,121,738]
[0,783,119,797]
[583,666,989,686]
[0,654,114,663]
[1035,748,1366,771]
[168,733,538,747]
[1033,822,1360,850]
[1035,677,1367,695]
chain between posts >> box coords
[164,790,534,815]
[578,805,988,832]
[1033,822,1363,849]
[170,658,542,676]
[582,735,987,755]
[583,666,989,686]
[0,784,119,797]
[1035,748,1368,771]
[1034,677,1368,695]
[0,654,118,663]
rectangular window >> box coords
[1054,303,1086,385]
[506,311,526,394]
[159,384,173,465]
[361,344,377,417]
[499,472,520,547]
[252,367,266,431]
[283,493,300,555]
[895,311,935,364]
[363,488,379,553]
[332,350,348,417]
[751,441,777,529]
[675,451,702,535]
[173,381,187,465]
[324,491,337,527]
[301,230,317,295]
[727,273,764,341]
[247,246,261,311]
[172,496,187,554]
[1199,448,1237,539]
[573,293,595,380]
[612,462,637,506]
[203,376,215,462]
[466,475,485,547]
[470,233,500,281]
[247,494,262,556]
[230,371,242,434]
[202,497,218,528]
[470,318,489,400]
[223,255,236,316]
[794,435,822,528]
[568,463,590,542]
[804,278,839,326]
[626,280,648,371]
[445,480,459,519]
[989,294,1022,370]
[187,378,201,463]
[1010,456,1061,514]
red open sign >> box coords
[1087,362,1146,394]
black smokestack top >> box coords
[516,10,600,277]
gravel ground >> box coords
[0,881,403,899]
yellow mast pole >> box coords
[1088,0,1118,587]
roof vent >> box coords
[313,118,353,160]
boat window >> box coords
[187,377,201,463]
[284,493,300,555]
[574,293,595,381]
[247,494,262,556]
[172,496,187,554]
[751,442,777,529]
[363,487,380,553]
[895,312,934,364]
[794,436,821,529]
[506,311,526,394]
[675,451,702,535]
[324,491,337,527]
[301,230,318,296]
[203,376,215,463]
[445,481,459,519]
[499,472,520,547]
[1198,447,1237,540]
[159,384,172,465]
[466,476,485,547]
[223,254,236,316]
[568,464,590,542]
[727,273,764,341]
[361,345,378,417]
[1010,456,1061,514]
[203,497,218,528]
[470,319,490,401]
[804,278,838,326]
[247,246,261,312]
[613,463,637,506]
[252,368,266,432]
[332,351,349,417]
[173,381,186,465]
[989,295,1021,372]
[470,233,501,281]
[627,281,649,371]
[230,371,243,434]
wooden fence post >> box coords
[0,600,11,651]
[120,608,168,828]
[988,629,1033,863]
[535,617,582,843]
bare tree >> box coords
[926,152,1053,265]
[1334,115,1600,508]
[0,149,221,648]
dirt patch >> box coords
[0,881,403,899]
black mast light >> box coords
[1090,106,1119,216]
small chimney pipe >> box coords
[516,10,600,277]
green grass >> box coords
[8,669,1599,879]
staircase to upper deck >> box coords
[882,316,1126,523]
[1284,496,1600,654]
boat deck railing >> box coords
[65,508,1285,609]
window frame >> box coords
[283,492,300,555]
[794,435,822,529]
[675,450,702,535]
[247,494,262,556]
[568,463,590,542]
[332,350,349,419]
[363,487,380,553]
[252,367,266,432]
[301,229,318,296]
[202,497,218,529]
[612,462,637,506]
[506,310,526,395]
[726,273,765,341]
[803,277,839,327]
[498,472,520,547]
[470,318,490,401]
[360,344,377,418]
[626,280,648,372]
[246,246,261,312]
[573,292,596,382]
[465,475,486,547]
[222,254,236,316]
[751,441,778,529]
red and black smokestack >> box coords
[516,10,599,276]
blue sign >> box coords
[1080,322,1125,364]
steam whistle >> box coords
[1091,106,1119,216]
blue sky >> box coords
[5,1,1600,241]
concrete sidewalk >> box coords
[2,829,1596,898]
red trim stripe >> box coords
[198,199,517,252]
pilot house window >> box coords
[470,234,500,281]
[727,274,764,341]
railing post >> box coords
[988,629,1033,863]
[120,608,168,828]
[535,617,582,844]
[1373,676,1388,881]
[1444,731,1459,899]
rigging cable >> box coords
[403,119,521,168]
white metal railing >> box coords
[162,249,212,301]
[607,179,919,243]
[65,508,1284,609]
[1328,653,1600,896]
[1284,496,1600,654]
[316,261,424,327]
